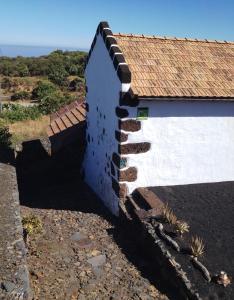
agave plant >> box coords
[162,203,178,225]
[190,236,205,257]
[175,220,190,235]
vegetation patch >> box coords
[0,122,11,148]
[0,103,41,122]
[22,215,42,236]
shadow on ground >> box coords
[16,138,178,299]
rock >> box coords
[87,255,106,268]
[92,266,103,278]
[76,238,93,249]
[1,281,17,293]
[71,232,86,241]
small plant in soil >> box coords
[22,215,42,237]
[215,271,232,287]
[175,220,190,235]
[162,203,178,225]
[190,236,205,257]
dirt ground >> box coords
[21,204,168,300]
[17,140,168,300]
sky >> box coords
[0,0,233,49]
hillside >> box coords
[0,50,87,145]
[0,50,87,102]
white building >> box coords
[83,21,234,215]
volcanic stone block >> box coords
[119,92,139,107]
[119,142,151,155]
[119,120,141,132]
[115,107,129,118]
[119,167,137,182]
[112,152,127,169]
[115,131,128,142]
[112,177,128,198]
[111,162,116,176]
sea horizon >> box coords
[0,44,88,57]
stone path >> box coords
[0,163,30,300]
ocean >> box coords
[0,45,87,57]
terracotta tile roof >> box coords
[114,33,234,99]
[47,100,86,137]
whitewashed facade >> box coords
[83,22,234,215]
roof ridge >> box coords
[113,33,234,45]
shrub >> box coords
[16,63,29,77]
[0,103,41,122]
[68,77,84,92]
[11,91,31,101]
[38,92,72,114]
[22,215,42,235]
[1,77,11,89]
[48,63,69,86]
[0,124,11,147]
[32,81,58,101]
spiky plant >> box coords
[22,215,42,235]
[190,236,205,257]
[162,203,178,225]
[175,221,190,235]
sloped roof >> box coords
[114,34,234,99]
[47,100,86,137]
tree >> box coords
[38,92,66,114]
[32,81,57,101]
[16,64,29,77]
[48,63,69,86]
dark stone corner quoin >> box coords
[119,167,137,182]
[112,177,128,198]
[115,107,129,118]
[86,21,131,84]
[119,119,141,132]
[115,131,128,143]
[119,92,139,107]
[112,152,123,168]
[119,142,151,155]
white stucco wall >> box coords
[121,101,234,193]
[83,33,124,215]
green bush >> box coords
[0,124,11,147]
[68,77,84,92]
[16,63,29,77]
[38,92,72,114]
[1,77,11,89]
[48,63,69,86]
[0,50,87,77]
[32,81,58,101]
[0,104,41,122]
[11,91,31,101]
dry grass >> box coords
[162,203,178,225]
[9,115,49,145]
[190,236,205,257]
[22,215,42,235]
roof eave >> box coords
[138,96,234,102]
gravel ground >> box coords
[16,139,168,300]
[21,204,168,300]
